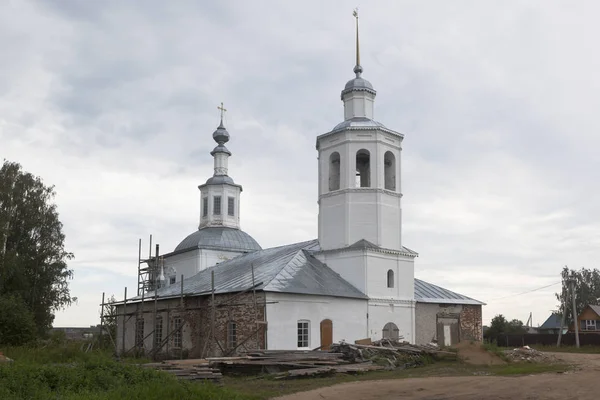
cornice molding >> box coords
[316,244,418,258]
[319,187,403,200]
[369,298,416,305]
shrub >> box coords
[0,295,37,345]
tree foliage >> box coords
[0,295,37,345]
[484,314,527,342]
[0,160,75,337]
[555,266,600,325]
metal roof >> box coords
[414,278,485,306]
[174,227,262,253]
[539,313,563,330]
[132,239,367,301]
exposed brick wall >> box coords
[460,305,483,342]
[117,291,267,359]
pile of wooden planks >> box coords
[331,339,457,369]
[142,360,223,383]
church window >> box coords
[297,320,310,348]
[135,318,144,348]
[228,197,235,216]
[154,316,163,349]
[202,197,208,217]
[384,151,396,191]
[213,196,222,215]
[387,269,394,288]
[329,152,341,191]
[169,276,176,285]
[355,149,371,188]
[228,320,237,349]
[173,317,182,348]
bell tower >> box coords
[316,11,404,252]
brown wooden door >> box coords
[320,319,333,350]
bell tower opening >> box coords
[355,149,370,188]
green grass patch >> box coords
[532,344,600,354]
[224,361,571,399]
[481,341,509,362]
[0,345,256,400]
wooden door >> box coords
[320,319,333,350]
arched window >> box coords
[382,322,400,340]
[329,152,340,191]
[387,269,394,288]
[384,151,396,191]
[355,149,370,187]
[227,320,237,349]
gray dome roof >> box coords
[212,121,230,144]
[175,227,262,253]
[344,76,374,91]
[203,175,237,185]
[332,117,386,131]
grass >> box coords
[224,361,572,399]
[0,343,257,400]
[532,344,600,354]
[481,341,509,362]
[0,342,572,400]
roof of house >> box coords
[130,239,367,301]
[127,239,483,306]
[589,305,600,317]
[539,313,563,330]
[414,278,485,306]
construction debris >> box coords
[331,339,457,369]
[142,360,223,382]
[0,352,13,363]
[504,346,558,363]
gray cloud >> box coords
[2,0,599,327]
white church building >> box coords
[115,18,484,358]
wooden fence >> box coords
[495,333,600,347]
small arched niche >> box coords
[384,151,396,191]
[329,152,340,191]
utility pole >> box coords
[569,277,580,348]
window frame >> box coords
[135,318,144,348]
[387,269,394,288]
[154,316,163,348]
[227,320,237,349]
[297,320,310,349]
[227,196,235,216]
[173,317,182,348]
[213,195,222,215]
[202,197,208,217]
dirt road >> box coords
[274,351,599,400]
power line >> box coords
[486,281,561,302]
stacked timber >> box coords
[142,360,223,383]
[331,339,457,369]
[205,349,385,378]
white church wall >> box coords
[367,300,415,343]
[265,292,367,350]
[365,252,414,299]
[163,248,247,284]
[315,250,366,293]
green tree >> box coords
[484,314,526,342]
[555,266,600,325]
[0,160,75,336]
[0,295,37,345]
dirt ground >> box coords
[274,351,600,400]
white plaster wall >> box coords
[315,250,365,293]
[368,300,415,343]
[265,292,368,350]
[365,253,414,300]
[199,184,241,229]
[163,248,247,284]
[317,129,404,251]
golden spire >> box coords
[353,8,362,77]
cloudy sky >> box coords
[2,0,599,328]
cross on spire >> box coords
[217,102,227,124]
